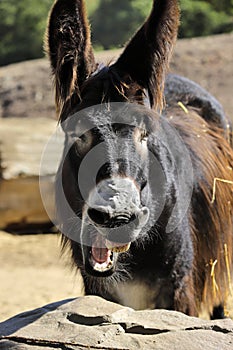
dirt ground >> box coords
[0,33,233,322]
[1,230,233,322]
[0,231,84,322]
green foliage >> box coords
[179,0,233,38]
[0,0,51,66]
[132,0,152,18]
[90,0,233,49]
[86,0,100,16]
[207,0,233,14]
[90,0,147,50]
[0,0,232,66]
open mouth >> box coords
[83,230,131,276]
[80,179,150,277]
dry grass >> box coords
[211,177,233,204]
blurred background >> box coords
[0,0,233,66]
[0,0,232,322]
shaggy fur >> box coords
[46,0,233,318]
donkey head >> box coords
[47,0,180,276]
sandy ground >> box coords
[0,231,84,322]
[1,230,233,322]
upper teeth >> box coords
[106,242,131,253]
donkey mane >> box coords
[167,107,233,313]
[59,66,149,122]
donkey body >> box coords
[46,0,233,318]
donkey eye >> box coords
[140,130,148,143]
[134,128,148,145]
[75,131,93,156]
[78,134,87,142]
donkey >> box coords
[46,0,233,318]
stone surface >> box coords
[0,118,64,230]
[0,296,233,349]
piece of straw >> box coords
[210,259,219,299]
[211,177,233,204]
[224,243,232,296]
[177,101,188,114]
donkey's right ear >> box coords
[45,0,96,110]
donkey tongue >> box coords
[91,234,111,264]
[92,246,111,264]
[91,233,131,263]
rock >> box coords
[0,118,64,230]
[0,59,55,120]
[0,296,233,349]
[0,34,232,120]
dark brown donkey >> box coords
[46,0,233,318]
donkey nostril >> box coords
[88,207,138,228]
[87,208,110,226]
[111,213,137,228]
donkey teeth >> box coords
[108,243,131,253]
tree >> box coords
[90,0,147,49]
[90,0,233,49]
[205,0,233,14]
[0,0,51,66]
[179,0,232,38]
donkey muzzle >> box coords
[86,177,150,243]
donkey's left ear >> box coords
[46,0,96,109]
[113,0,180,110]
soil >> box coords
[0,33,232,322]
[0,231,84,322]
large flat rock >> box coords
[0,296,233,349]
[0,118,64,230]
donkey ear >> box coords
[114,0,180,110]
[46,0,96,109]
